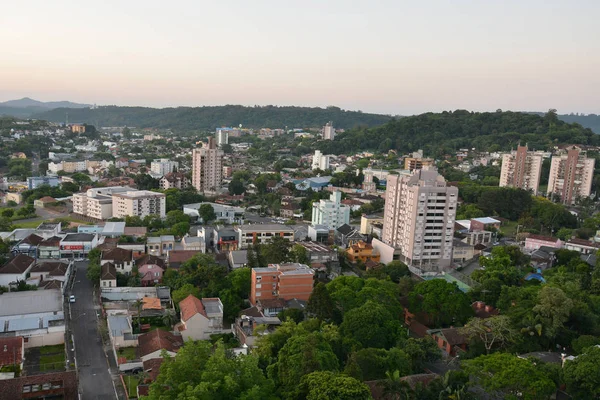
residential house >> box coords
[228,250,248,270]
[0,371,78,400]
[335,224,365,248]
[101,247,134,274]
[178,295,224,341]
[136,255,166,286]
[182,235,204,251]
[565,238,600,255]
[346,241,380,263]
[426,328,468,357]
[166,250,201,269]
[234,313,281,347]
[0,337,24,376]
[297,242,339,268]
[101,263,117,288]
[524,235,562,252]
[0,254,36,287]
[256,298,286,317]
[146,236,174,256]
[137,330,183,362]
[107,314,136,348]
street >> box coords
[69,261,119,400]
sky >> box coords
[1,0,599,115]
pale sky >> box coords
[1,0,599,115]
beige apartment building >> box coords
[382,168,458,270]
[112,190,166,219]
[192,137,224,193]
[547,146,595,205]
[499,145,543,193]
[72,186,133,220]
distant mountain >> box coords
[32,105,393,131]
[0,97,91,119]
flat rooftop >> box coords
[299,241,334,252]
[37,223,60,230]
[63,233,95,242]
[0,289,62,316]
[113,190,165,199]
[238,224,294,232]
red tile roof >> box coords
[143,358,164,382]
[0,337,23,367]
[137,330,182,358]
[179,294,207,322]
[0,254,35,274]
[20,234,43,246]
[101,247,133,262]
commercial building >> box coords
[381,168,458,271]
[60,233,98,259]
[322,121,335,140]
[192,137,224,193]
[27,176,60,190]
[112,190,166,219]
[311,191,350,230]
[311,150,330,170]
[150,159,179,176]
[236,224,295,249]
[250,263,314,305]
[72,186,134,220]
[499,145,543,193]
[547,146,595,205]
[216,129,229,146]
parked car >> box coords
[69,295,76,303]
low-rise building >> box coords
[335,224,365,248]
[136,255,166,286]
[0,254,36,287]
[12,234,43,257]
[308,225,332,243]
[228,250,248,269]
[146,236,175,256]
[360,214,384,235]
[346,240,380,264]
[236,224,294,249]
[101,263,117,288]
[60,233,98,259]
[524,235,562,252]
[565,238,600,255]
[35,222,62,239]
[183,202,245,224]
[138,330,183,362]
[452,239,475,263]
[33,196,57,208]
[38,236,62,259]
[159,172,190,190]
[178,295,225,341]
[101,247,134,274]
[0,337,24,376]
[250,263,314,305]
[27,176,60,190]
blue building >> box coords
[27,176,60,190]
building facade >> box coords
[322,121,335,140]
[72,186,134,220]
[499,145,543,193]
[112,190,166,219]
[236,224,294,249]
[150,159,179,176]
[311,191,350,230]
[192,137,224,193]
[547,146,595,205]
[27,176,60,190]
[311,150,330,170]
[382,168,458,271]
[159,172,190,190]
[250,263,314,305]
[216,129,229,146]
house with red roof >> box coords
[0,337,24,376]
[138,330,183,362]
[178,295,224,341]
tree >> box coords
[87,248,101,265]
[571,335,600,355]
[277,308,305,324]
[260,236,291,264]
[228,179,246,195]
[146,341,277,400]
[133,299,143,332]
[170,221,190,237]
[340,301,402,349]
[134,174,159,190]
[161,308,177,328]
[382,261,409,283]
[198,203,216,223]
[533,286,573,340]
[1,209,14,218]
[172,283,201,304]
[290,244,309,264]
[86,263,101,285]
[165,210,190,226]
[408,279,473,327]
[351,348,411,381]
[379,370,414,400]
[299,371,372,400]
[563,346,600,400]
[464,353,556,400]
[307,283,335,321]
[460,315,517,354]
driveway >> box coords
[69,261,120,400]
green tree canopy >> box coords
[409,279,473,327]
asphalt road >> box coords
[69,261,118,400]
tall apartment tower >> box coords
[311,191,350,230]
[547,146,595,205]
[322,122,335,140]
[499,145,543,193]
[216,129,229,146]
[192,137,224,193]
[382,168,458,270]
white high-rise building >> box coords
[112,190,166,219]
[381,168,458,271]
[322,122,335,140]
[150,159,179,176]
[499,145,543,194]
[312,150,330,170]
[192,137,224,193]
[216,129,229,146]
[547,146,595,205]
[311,191,350,230]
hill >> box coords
[31,105,393,131]
[0,97,91,119]
[316,109,600,156]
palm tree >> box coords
[162,308,177,329]
[133,299,143,332]
[380,370,413,400]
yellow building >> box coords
[346,240,380,263]
[70,124,86,134]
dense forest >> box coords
[30,105,392,131]
[317,110,600,156]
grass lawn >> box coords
[123,375,140,398]
[501,220,519,238]
[39,353,65,371]
[39,344,65,355]
[12,220,42,229]
[118,347,138,361]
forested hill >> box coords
[32,105,392,131]
[317,110,600,156]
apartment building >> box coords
[547,146,595,205]
[27,176,60,190]
[381,168,458,270]
[192,137,224,193]
[48,159,113,175]
[311,191,350,230]
[250,263,314,305]
[404,150,435,171]
[151,159,179,176]
[499,145,543,193]
[72,186,133,220]
[311,150,330,170]
[159,172,190,190]
[322,121,335,140]
[216,129,229,146]
[112,190,166,219]
[236,224,295,249]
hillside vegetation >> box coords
[32,105,393,131]
[317,110,600,156]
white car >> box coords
[69,295,76,303]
